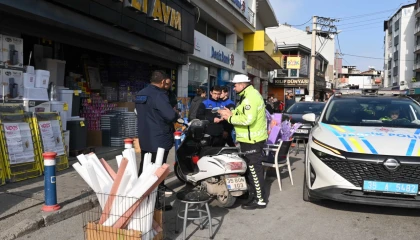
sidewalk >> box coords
[0,148,176,240]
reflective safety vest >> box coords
[228,85,268,143]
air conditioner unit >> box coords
[400,80,405,86]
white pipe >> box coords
[88,154,113,188]
[77,154,88,166]
[72,162,93,189]
[155,148,165,167]
[103,175,158,226]
[86,162,106,209]
[116,155,123,168]
[123,149,139,183]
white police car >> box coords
[302,89,420,208]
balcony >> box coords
[416,7,420,17]
[413,62,420,71]
[415,24,420,35]
[416,44,420,53]
[199,0,256,33]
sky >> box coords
[270,0,415,71]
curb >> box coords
[0,195,99,240]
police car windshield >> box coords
[286,102,326,115]
[322,97,420,128]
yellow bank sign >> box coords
[286,57,301,69]
[124,0,182,31]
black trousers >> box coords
[139,150,170,185]
[225,134,236,147]
[239,141,267,203]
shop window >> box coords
[196,18,206,35]
[188,61,208,97]
[290,69,298,77]
[207,25,218,42]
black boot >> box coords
[241,199,267,210]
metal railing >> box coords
[415,24,420,34]
[416,44,420,52]
[246,7,255,26]
[414,62,420,70]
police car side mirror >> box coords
[177,118,185,124]
[303,113,316,122]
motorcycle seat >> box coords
[199,146,239,158]
[200,147,224,157]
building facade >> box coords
[384,3,415,90]
[266,24,335,82]
[268,44,330,102]
[177,0,281,100]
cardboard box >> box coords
[87,130,102,146]
[116,102,135,112]
[2,35,23,68]
[2,69,23,99]
[35,70,50,88]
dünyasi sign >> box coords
[273,78,309,87]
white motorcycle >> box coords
[174,118,248,208]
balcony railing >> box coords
[416,44,420,52]
[416,24,420,34]
[246,7,255,26]
[416,7,420,17]
[413,62,420,70]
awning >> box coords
[244,31,282,70]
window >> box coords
[217,31,226,46]
[290,69,298,77]
[195,18,206,35]
[394,51,399,61]
[394,36,399,46]
[207,24,217,42]
[195,19,227,46]
[393,66,399,76]
[322,97,420,128]
[395,19,400,31]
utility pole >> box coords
[308,16,339,101]
[309,16,317,100]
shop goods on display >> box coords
[3,122,35,164]
[73,147,169,239]
[81,95,117,131]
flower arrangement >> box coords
[266,110,302,144]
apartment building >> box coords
[178,0,281,99]
[383,3,415,90]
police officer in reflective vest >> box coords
[218,74,268,209]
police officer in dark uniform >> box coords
[135,70,178,210]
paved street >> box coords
[16,153,420,240]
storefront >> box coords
[269,78,309,102]
[0,0,196,149]
[187,30,247,99]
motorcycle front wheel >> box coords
[174,162,188,183]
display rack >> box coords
[0,112,42,182]
[32,112,69,172]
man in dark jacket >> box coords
[188,87,206,121]
[135,71,178,209]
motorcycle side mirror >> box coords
[177,118,185,124]
[211,107,220,113]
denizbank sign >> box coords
[124,0,182,31]
[211,47,234,67]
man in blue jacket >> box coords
[135,70,178,210]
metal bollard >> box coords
[42,152,61,212]
[124,138,133,149]
[174,131,182,162]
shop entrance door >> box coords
[209,75,216,92]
